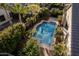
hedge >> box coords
[0,23,26,54]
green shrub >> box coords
[57,15,63,26]
[25,17,37,30]
[56,27,64,35]
[53,43,67,56]
[17,38,40,56]
[50,3,64,10]
[0,19,4,23]
[0,23,26,54]
[58,10,63,15]
[26,16,37,24]
[26,4,41,15]
[55,27,64,44]
[38,7,50,19]
[50,8,63,17]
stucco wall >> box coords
[0,9,9,21]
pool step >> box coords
[39,44,52,56]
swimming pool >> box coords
[33,21,56,46]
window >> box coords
[0,15,6,22]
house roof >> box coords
[71,3,79,56]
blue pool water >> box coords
[33,22,56,46]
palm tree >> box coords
[10,4,27,23]
[0,3,12,24]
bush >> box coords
[57,15,63,26]
[53,26,67,56]
[50,8,63,17]
[25,16,38,30]
[26,4,41,15]
[55,27,64,44]
[49,3,64,10]
[37,7,50,20]
[17,38,40,56]
[26,16,37,24]
[0,23,26,54]
[56,27,64,35]
[53,43,67,56]
[10,12,19,20]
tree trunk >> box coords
[4,8,12,25]
[19,13,22,23]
